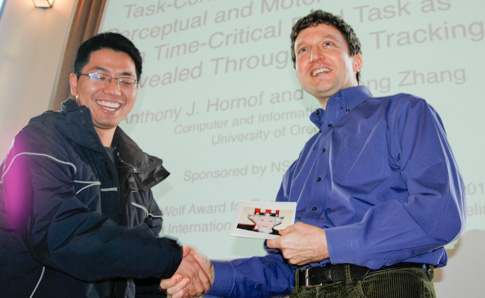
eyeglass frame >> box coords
[76,72,139,89]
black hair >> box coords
[73,32,142,80]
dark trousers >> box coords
[291,265,436,298]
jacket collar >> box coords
[113,127,170,192]
[61,98,105,153]
[60,99,170,190]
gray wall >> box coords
[0,0,76,159]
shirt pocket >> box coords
[331,130,387,184]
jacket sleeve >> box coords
[205,251,294,298]
[139,190,164,237]
[325,96,466,268]
[1,130,182,282]
[132,190,175,295]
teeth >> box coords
[96,100,120,111]
[312,68,330,76]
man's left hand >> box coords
[266,222,329,266]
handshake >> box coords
[161,246,213,298]
[160,222,328,297]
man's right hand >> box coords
[161,246,214,298]
[266,222,329,266]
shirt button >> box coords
[312,207,317,211]
[328,123,333,128]
[317,177,322,181]
[316,110,320,115]
[346,108,350,112]
[321,148,326,152]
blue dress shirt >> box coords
[206,86,466,297]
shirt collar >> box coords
[310,86,373,127]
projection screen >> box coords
[99,0,484,296]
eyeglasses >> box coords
[77,72,138,89]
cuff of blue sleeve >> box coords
[205,261,236,297]
[326,226,360,265]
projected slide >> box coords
[99,0,484,295]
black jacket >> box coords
[0,99,182,297]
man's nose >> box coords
[309,47,323,63]
[103,78,122,94]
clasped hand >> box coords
[160,245,213,298]
[160,223,327,297]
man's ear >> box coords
[353,53,363,73]
[69,73,78,98]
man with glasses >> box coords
[0,32,210,297]
[163,10,466,298]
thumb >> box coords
[182,245,192,257]
[191,248,206,267]
[278,226,291,236]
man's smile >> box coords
[312,67,331,77]
[96,100,121,112]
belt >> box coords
[298,263,431,287]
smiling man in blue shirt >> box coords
[162,10,466,298]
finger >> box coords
[189,249,213,291]
[186,283,204,297]
[278,224,296,235]
[292,257,308,266]
[160,274,183,290]
[266,238,276,248]
[187,270,207,297]
[169,285,188,298]
[197,265,211,292]
[278,228,289,236]
[165,277,190,296]
[183,262,205,296]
